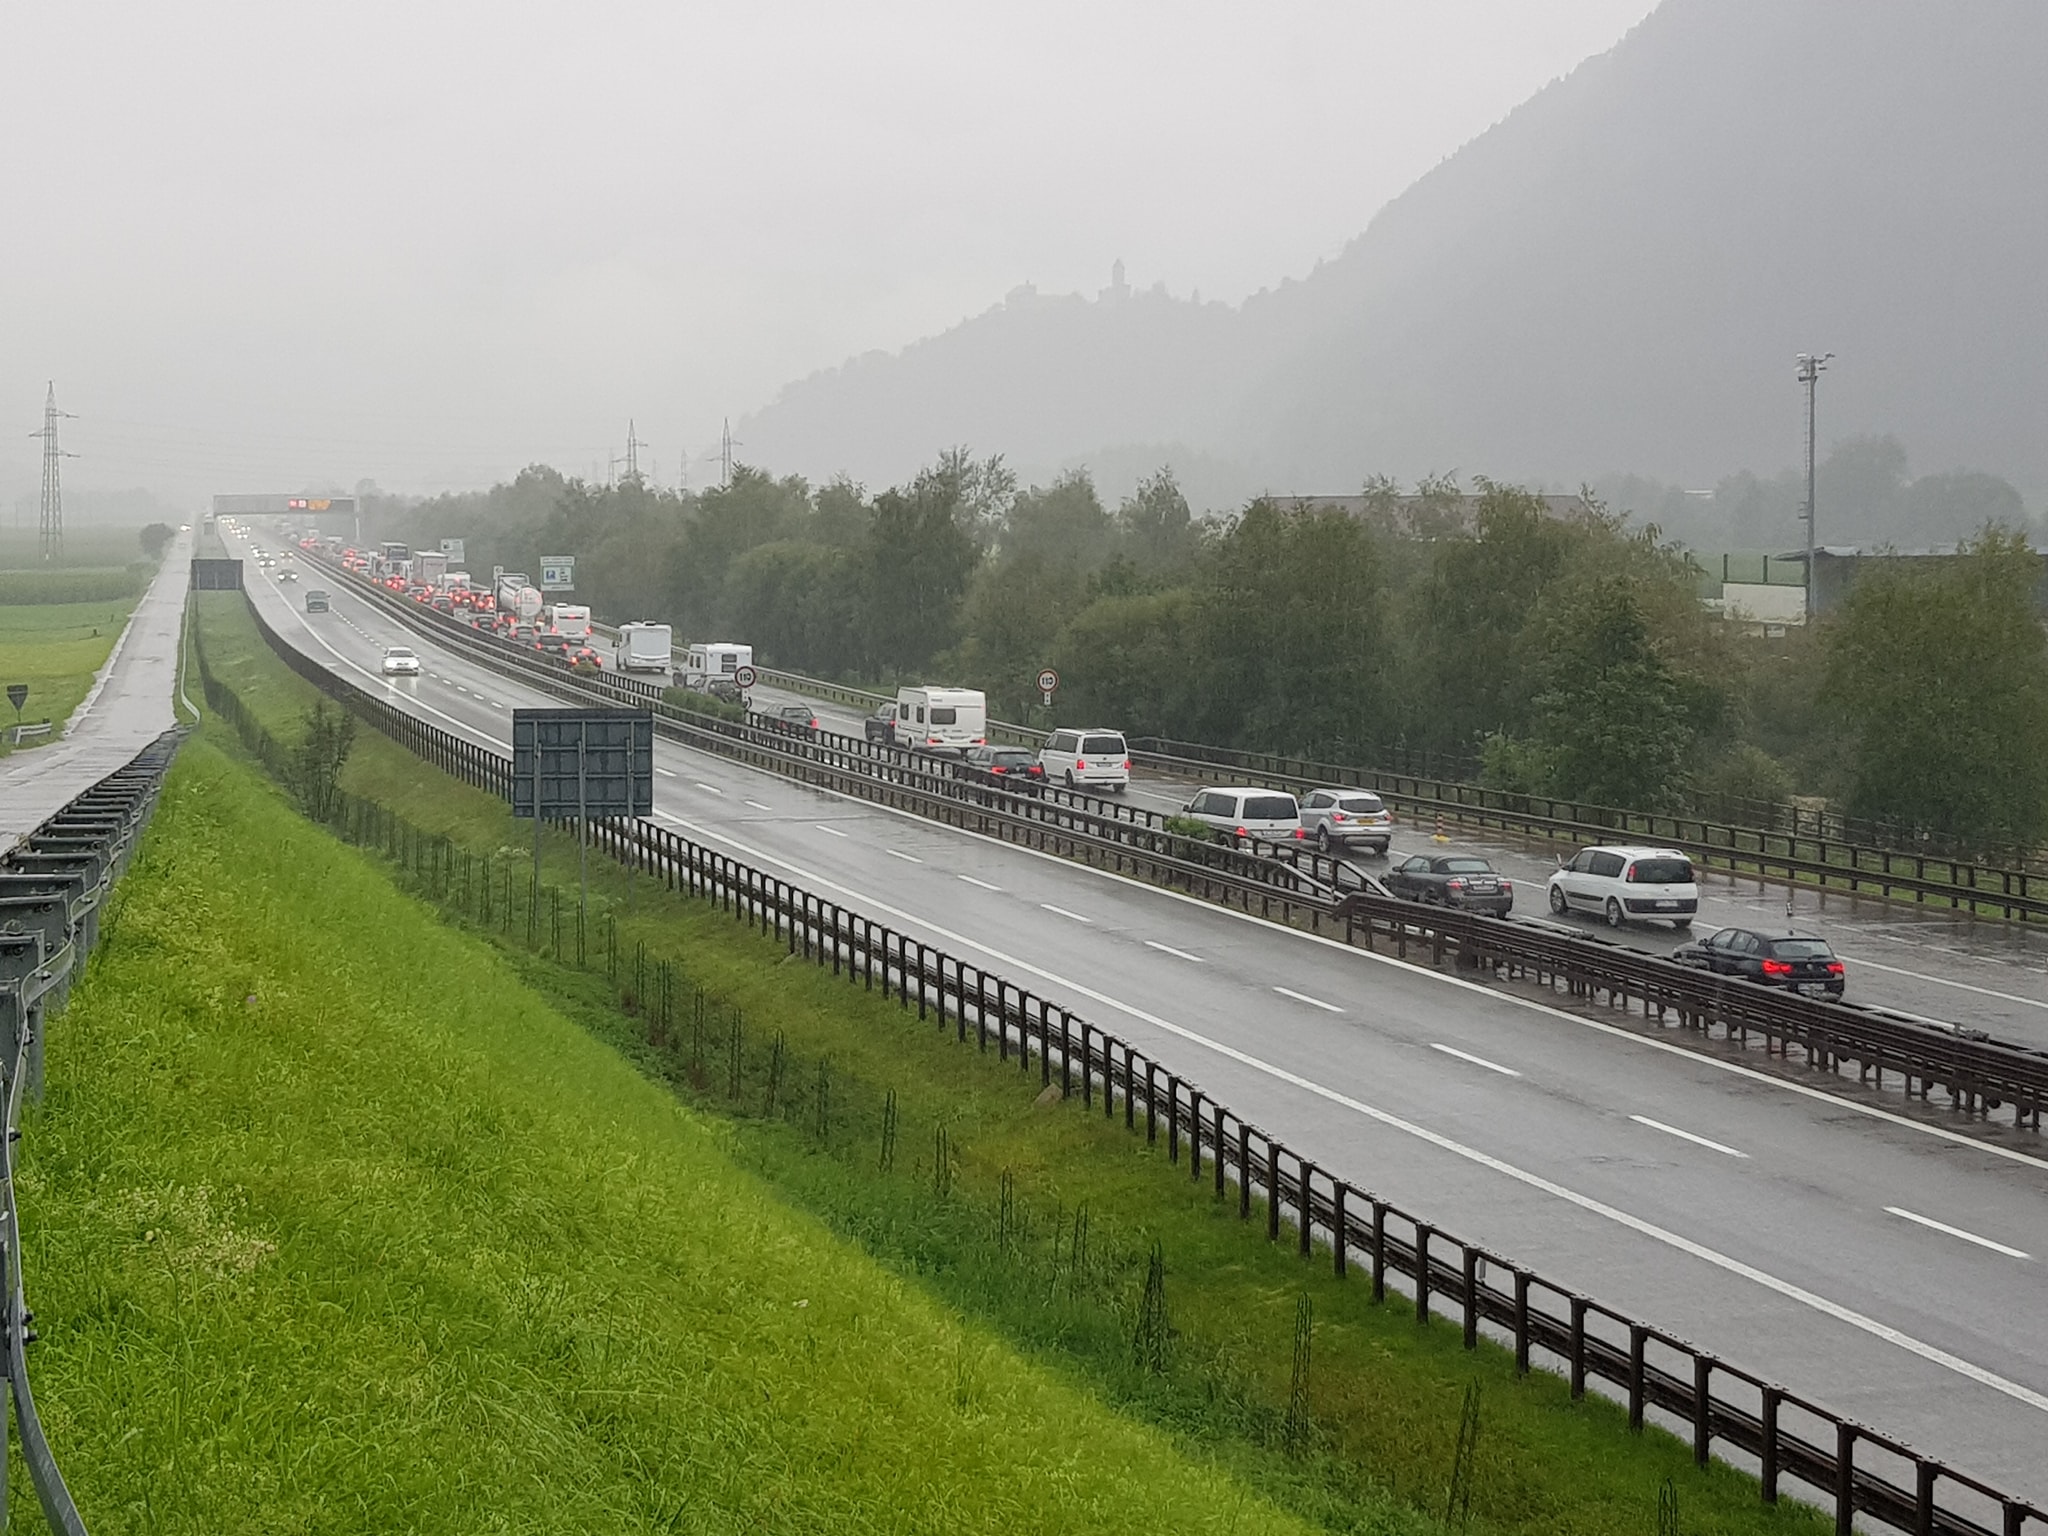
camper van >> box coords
[895,686,987,755]
[547,604,593,642]
[683,642,752,692]
[615,621,674,675]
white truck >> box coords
[414,549,449,587]
[614,621,674,675]
[895,686,987,754]
[683,642,752,692]
[547,603,593,642]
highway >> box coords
[753,680,2048,1051]
[239,533,2048,1508]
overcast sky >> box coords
[1,0,1656,508]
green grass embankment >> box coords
[24,738,1339,1535]
[175,590,1829,1535]
[0,586,147,754]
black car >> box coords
[958,745,1045,794]
[865,702,898,744]
[759,703,819,736]
[1671,927,1846,998]
[1384,854,1514,916]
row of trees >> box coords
[368,459,2048,853]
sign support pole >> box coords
[577,732,590,941]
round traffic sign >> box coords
[1036,667,1060,693]
[734,664,758,689]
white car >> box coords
[1178,787,1304,848]
[1547,845,1698,929]
[380,645,421,676]
[1039,728,1131,791]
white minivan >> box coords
[1039,728,1130,791]
[1179,787,1305,848]
[1547,845,1699,929]
[895,686,987,754]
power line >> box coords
[28,382,78,561]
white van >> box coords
[684,642,752,692]
[896,686,987,754]
[1039,728,1131,791]
[547,604,593,642]
[1179,787,1305,847]
[615,621,674,674]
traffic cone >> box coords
[1432,812,1449,844]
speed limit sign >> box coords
[734,664,758,689]
[1036,668,1059,693]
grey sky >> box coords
[2,1,1655,506]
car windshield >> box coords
[386,648,413,658]
[1242,795,1298,821]
[1628,858,1694,884]
[1443,858,1494,873]
[1338,795,1385,813]
[1768,939,1835,959]
[1082,734,1125,754]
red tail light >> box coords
[1500,880,1513,893]
[1075,759,1088,771]
[1760,958,1793,977]
[1122,759,1131,770]
[1447,878,1467,891]
[1826,961,1845,975]
[1332,812,1347,823]
[1235,826,1248,838]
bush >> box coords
[138,522,175,559]
[663,686,747,724]
[1478,731,1559,798]
[1691,744,1794,819]
[1162,814,1215,840]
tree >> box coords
[138,522,175,559]
[1821,529,2048,849]
[289,700,358,822]
[1525,576,1695,809]
[1115,468,1197,575]
[856,464,979,674]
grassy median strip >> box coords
[0,585,146,753]
[24,739,1352,1535]
[170,589,1834,1535]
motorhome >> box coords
[683,642,752,691]
[546,603,593,642]
[614,621,674,674]
[894,686,987,754]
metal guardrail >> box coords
[269,567,2048,1133]
[0,725,184,1535]
[189,625,2048,1536]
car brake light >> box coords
[1075,759,1087,771]
[1826,961,1845,974]
[1332,812,1347,822]
[1500,880,1513,893]
[1447,878,1467,891]
[1122,759,1131,770]
[1235,826,1248,838]
[1292,828,1304,838]
[1760,958,1793,976]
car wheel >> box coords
[1548,884,1567,915]
[1064,771,1075,789]
[1605,897,1625,929]
[1315,826,1332,854]
[1671,918,1692,932]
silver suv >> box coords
[1298,787,1393,854]
[1547,846,1698,929]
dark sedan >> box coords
[865,702,898,744]
[1384,854,1514,916]
[958,745,1045,794]
[1672,927,1846,998]
[758,703,819,736]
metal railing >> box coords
[190,625,2048,1536]
[0,726,184,1535]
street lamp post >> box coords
[1796,351,1834,621]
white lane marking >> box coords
[655,767,677,778]
[1041,903,1092,924]
[957,875,1001,892]
[644,802,2048,1418]
[1835,954,2048,1013]
[1630,1115,1748,1159]
[1431,1043,1521,1077]
[885,849,922,863]
[1273,986,1344,1014]
[1885,1207,2030,1260]
[744,799,774,811]
[696,783,723,795]
[815,825,848,838]
[1145,940,1205,963]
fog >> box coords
[0,1,1654,509]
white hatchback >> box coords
[380,645,422,676]
[1547,846,1698,929]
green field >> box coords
[156,589,1832,1536]
[0,590,145,754]
[0,525,160,571]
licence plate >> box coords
[1655,900,1679,910]
[1798,983,1829,997]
